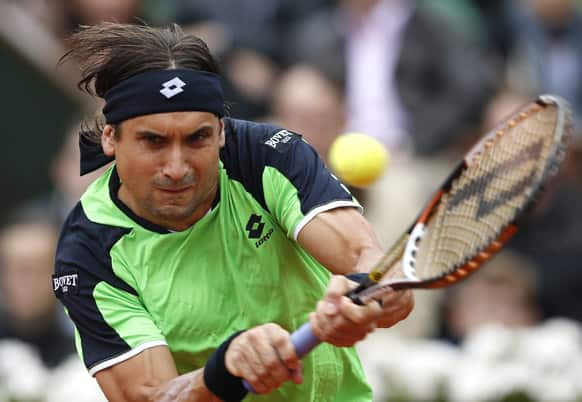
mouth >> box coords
[156,186,193,194]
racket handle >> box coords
[242,323,322,393]
[290,322,321,357]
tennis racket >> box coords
[243,94,571,393]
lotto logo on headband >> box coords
[160,77,186,98]
[103,69,225,126]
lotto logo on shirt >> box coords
[246,214,274,248]
[263,130,300,152]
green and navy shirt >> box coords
[53,118,372,401]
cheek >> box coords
[185,147,214,172]
[196,152,221,182]
[116,154,156,191]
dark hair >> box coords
[60,22,222,143]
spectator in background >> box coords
[509,141,582,323]
[7,0,66,38]
[481,90,582,324]
[288,0,498,155]
[171,0,327,120]
[269,64,346,164]
[13,0,146,40]
[504,0,582,133]
[16,120,109,228]
[0,219,75,368]
[439,250,542,344]
[283,0,498,339]
[57,0,143,37]
[268,63,372,203]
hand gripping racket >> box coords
[243,94,571,393]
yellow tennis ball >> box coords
[328,133,389,188]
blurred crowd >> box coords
[1,0,582,397]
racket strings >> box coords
[416,105,559,278]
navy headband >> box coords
[80,69,224,175]
[103,69,225,124]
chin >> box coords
[155,204,197,222]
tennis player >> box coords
[53,22,413,402]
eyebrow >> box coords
[135,130,164,137]
[135,123,217,137]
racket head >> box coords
[359,95,571,300]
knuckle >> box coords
[247,329,261,342]
[317,327,332,342]
[265,357,281,371]
[273,335,288,349]
[246,373,258,384]
[265,322,281,332]
[255,365,268,378]
[228,348,241,361]
[350,311,367,325]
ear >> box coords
[101,125,117,157]
[218,119,226,148]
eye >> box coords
[186,128,212,145]
[142,134,166,145]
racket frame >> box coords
[350,94,571,303]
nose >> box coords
[162,147,190,182]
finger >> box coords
[325,275,353,301]
[225,336,269,394]
[317,299,339,318]
[269,326,300,372]
[377,290,414,328]
[237,332,272,394]
[311,299,347,341]
[289,364,304,385]
[383,290,414,311]
[246,328,288,392]
[267,326,303,385]
[378,287,406,304]
[310,308,376,346]
[324,319,376,346]
[338,295,384,325]
[262,325,299,387]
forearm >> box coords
[298,208,385,275]
[150,368,221,402]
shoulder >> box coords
[218,118,308,209]
[54,202,136,297]
[221,118,304,163]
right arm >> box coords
[95,324,302,401]
[95,345,220,402]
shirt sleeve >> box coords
[260,130,362,240]
[220,119,362,240]
[53,204,167,376]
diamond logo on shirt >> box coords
[246,214,274,248]
[246,214,265,239]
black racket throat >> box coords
[344,274,376,305]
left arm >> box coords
[297,206,384,275]
[249,127,411,343]
[297,207,414,344]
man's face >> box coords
[102,111,225,230]
[0,223,57,323]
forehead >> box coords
[121,111,220,134]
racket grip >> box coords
[242,323,322,393]
[290,322,322,357]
